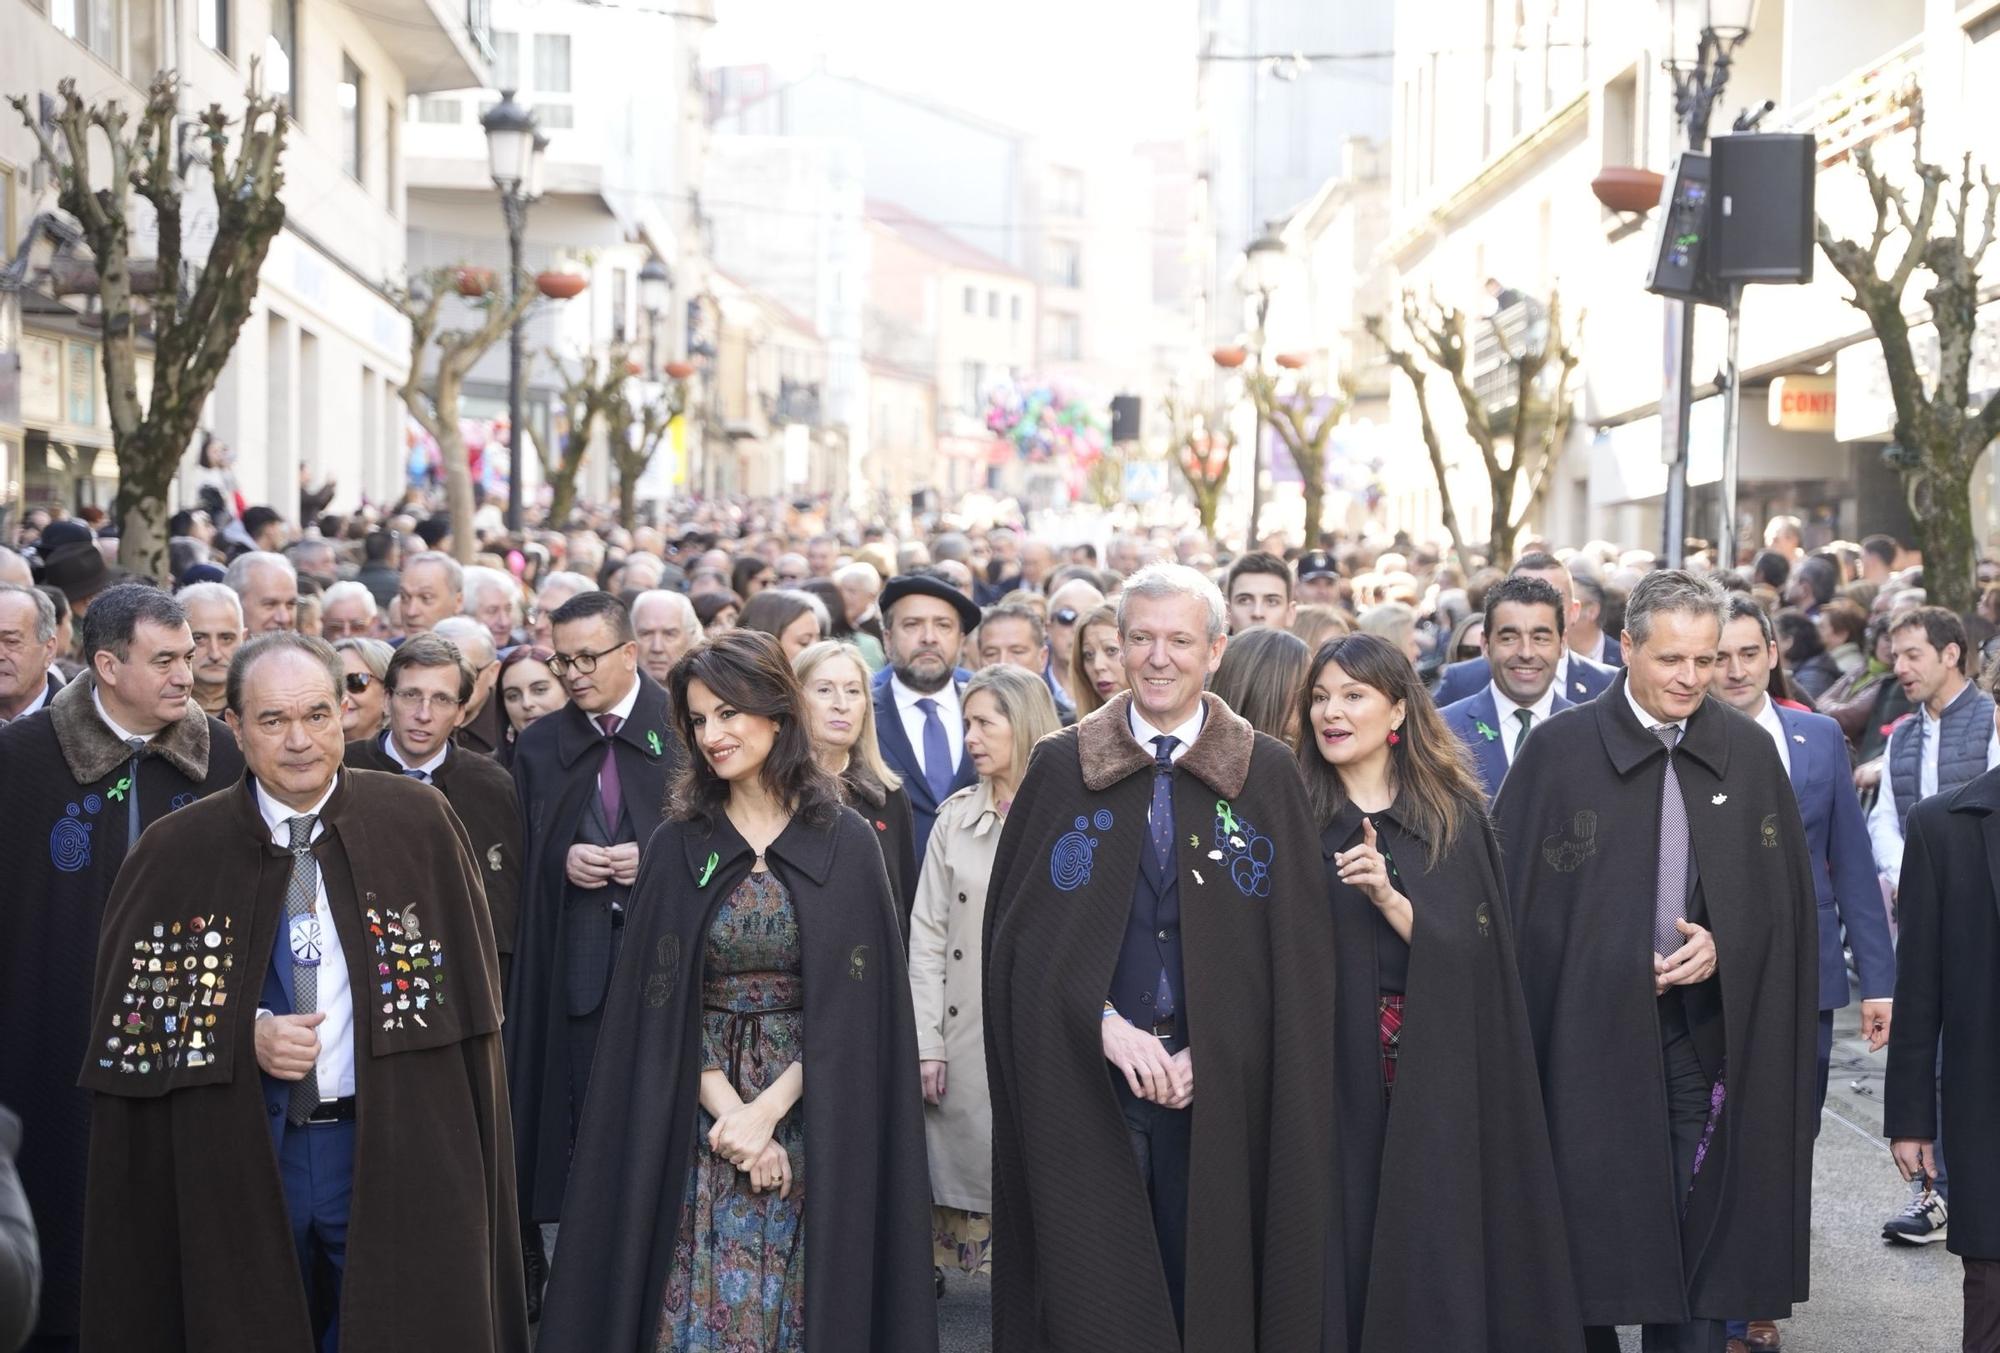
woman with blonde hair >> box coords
[1292,603,1352,652]
[1067,602,1127,718]
[908,663,1058,1286]
[334,636,393,739]
[792,639,919,925]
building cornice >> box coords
[1388,88,1590,266]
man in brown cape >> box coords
[77,632,525,1353]
[984,563,1337,1352]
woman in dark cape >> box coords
[1299,634,1581,1351]
[792,639,919,928]
[537,631,935,1353]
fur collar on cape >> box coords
[1076,690,1253,797]
[49,673,213,785]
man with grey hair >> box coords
[285,538,338,590]
[0,545,32,586]
[0,580,61,723]
[1566,562,1623,669]
[531,571,594,648]
[1494,569,1817,1353]
[630,589,698,683]
[178,580,246,718]
[398,551,463,636]
[434,615,505,759]
[319,579,380,641]
[224,550,299,633]
[984,559,1335,1347]
[462,565,523,651]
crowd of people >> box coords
[0,488,1993,1353]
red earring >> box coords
[1387,730,1401,746]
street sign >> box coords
[1767,375,1836,431]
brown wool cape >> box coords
[76,770,527,1353]
[534,807,937,1353]
[1491,676,1817,1326]
[345,735,523,963]
[983,692,1338,1353]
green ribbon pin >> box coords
[698,851,719,886]
[107,776,132,802]
[1215,800,1239,835]
[1474,720,1498,742]
[647,730,663,758]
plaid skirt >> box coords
[1378,992,1405,1102]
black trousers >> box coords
[1965,1257,2000,1353]
[1585,998,1727,1353]
[1115,1038,1191,1333]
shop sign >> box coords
[1768,375,1837,431]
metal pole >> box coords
[1663,297,1694,567]
[1718,284,1744,568]
[1246,291,1270,550]
[504,193,526,534]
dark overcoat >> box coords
[0,677,241,1341]
[535,807,937,1353]
[1883,768,2000,1259]
[345,734,523,964]
[76,769,524,1352]
[1491,675,1818,1325]
[984,692,1337,1352]
[843,772,919,932]
[505,674,680,1219]
[1322,801,1581,1352]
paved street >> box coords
[938,998,1963,1353]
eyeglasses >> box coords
[343,673,376,696]
[390,688,463,712]
[1052,607,1079,626]
[547,643,629,676]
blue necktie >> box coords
[402,768,429,783]
[1150,735,1178,1022]
[122,737,146,848]
[916,697,954,803]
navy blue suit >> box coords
[1434,651,1616,706]
[872,667,976,867]
[1438,683,1574,804]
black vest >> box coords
[1109,790,1183,1029]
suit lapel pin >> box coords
[698,850,719,886]
[1711,793,1728,805]
[1574,681,1587,695]
[1792,733,1805,743]
[1473,720,1498,741]
[1192,869,1205,887]
[646,730,663,758]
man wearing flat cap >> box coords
[872,572,981,866]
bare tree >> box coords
[1366,288,1580,571]
[1165,393,1232,538]
[390,269,535,562]
[10,74,287,579]
[1818,98,1995,615]
[545,343,631,529]
[1248,370,1350,549]
[605,379,687,530]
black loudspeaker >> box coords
[1109,394,1141,443]
[1711,133,1816,284]
[1646,152,1719,304]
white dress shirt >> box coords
[3,675,52,724]
[892,674,964,778]
[1746,694,1793,778]
[381,730,449,780]
[1866,692,2000,888]
[93,687,149,745]
[255,773,356,1099]
[1624,680,1685,739]
[595,674,642,803]
[1129,701,1204,763]
[1489,680,1558,769]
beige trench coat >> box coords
[907,778,1002,1211]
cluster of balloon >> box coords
[985,382,1108,466]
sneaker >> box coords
[1881,1185,1948,1244]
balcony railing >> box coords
[1782,37,1921,168]
[1469,298,1546,418]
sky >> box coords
[705,0,1200,147]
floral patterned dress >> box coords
[656,870,806,1352]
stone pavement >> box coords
[940,1000,1964,1352]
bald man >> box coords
[435,615,504,758]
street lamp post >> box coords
[1658,0,1757,566]
[481,91,544,534]
[638,255,672,377]
[1240,226,1286,550]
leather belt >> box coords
[1149,1015,1178,1039]
[304,1096,357,1124]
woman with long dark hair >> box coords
[793,639,919,925]
[1296,633,1579,1350]
[1208,625,1310,742]
[537,630,936,1353]
[738,587,829,661]
[496,644,569,766]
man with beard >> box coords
[1493,571,1817,1353]
[78,632,523,1353]
[0,584,244,1349]
[344,633,522,986]
[983,564,1334,1349]
[871,574,980,864]
[505,591,680,1309]
[1710,594,1895,1351]
[179,582,245,719]
[1440,574,1574,803]
[630,589,698,683]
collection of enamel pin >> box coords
[367,904,445,1031]
[103,913,233,1076]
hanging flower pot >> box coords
[1274,352,1308,370]
[455,266,495,298]
[1212,345,1247,369]
[1591,166,1666,214]
[625,358,644,377]
[663,360,696,380]
[536,271,588,300]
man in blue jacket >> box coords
[871,573,979,866]
[1711,595,1895,1352]
[1434,552,1616,705]
[1439,574,1573,804]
